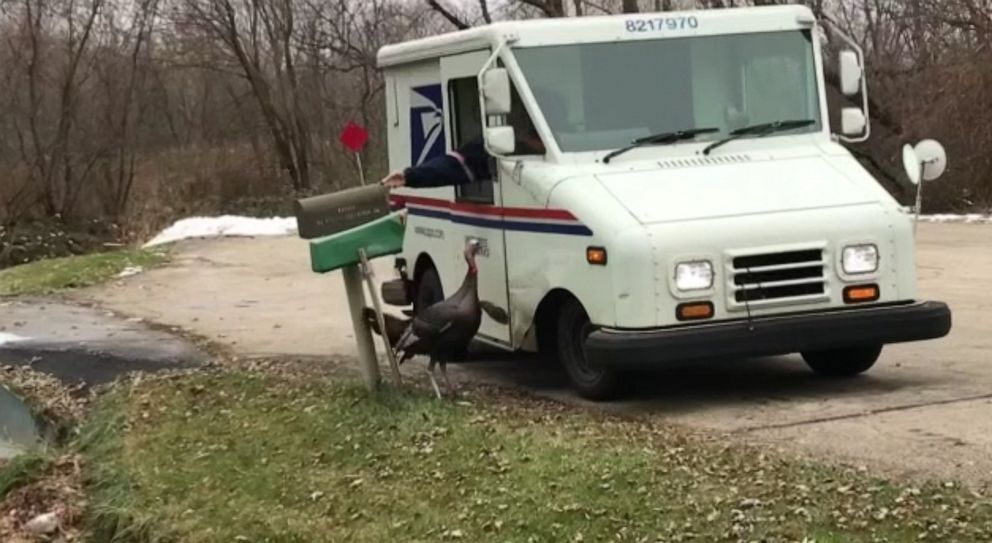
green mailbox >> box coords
[294,186,406,391]
[308,214,405,273]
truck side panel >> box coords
[385,61,460,298]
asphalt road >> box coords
[0,300,205,385]
[79,222,992,484]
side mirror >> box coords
[905,139,947,183]
[904,139,947,233]
[485,126,515,155]
[841,107,866,136]
[902,145,922,185]
[839,50,862,96]
[482,68,511,116]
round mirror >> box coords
[914,139,947,182]
[902,144,921,185]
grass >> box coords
[0,247,168,296]
[0,451,51,499]
[78,373,992,543]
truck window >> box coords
[506,84,546,156]
[448,74,546,204]
[515,30,820,152]
[448,76,492,204]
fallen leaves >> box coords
[0,365,89,424]
[0,454,86,542]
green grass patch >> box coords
[0,451,51,499]
[80,373,992,543]
[0,248,168,296]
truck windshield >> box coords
[514,30,821,153]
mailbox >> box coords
[294,184,391,240]
[293,184,406,392]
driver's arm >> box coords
[384,139,490,188]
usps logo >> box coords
[410,84,445,165]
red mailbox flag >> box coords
[340,121,369,153]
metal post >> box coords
[342,263,380,391]
[913,163,924,236]
[359,249,403,385]
[355,152,367,186]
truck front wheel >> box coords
[802,345,883,377]
[558,300,622,401]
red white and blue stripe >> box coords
[391,195,593,237]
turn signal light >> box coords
[844,284,880,304]
[587,246,607,265]
[677,302,714,321]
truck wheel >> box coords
[802,346,883,377]
[557,299,622,401]
[414,267,443,315]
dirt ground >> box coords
[83,223,992,485]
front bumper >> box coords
[586,301,951,368]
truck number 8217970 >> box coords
[625,16,699,33]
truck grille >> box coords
[731,249,826,305]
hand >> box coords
[380,171,406,188]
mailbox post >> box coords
[295,185,406,391]
[342,264,381,390]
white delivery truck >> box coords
[376,5,952,400]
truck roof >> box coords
[377,4,815,68]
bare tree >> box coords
[2,0,105,219]
[94,0,161,219]
[178,0,314,191]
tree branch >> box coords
[425,0,469,30]
[479,0,491,23]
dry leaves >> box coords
[0,454,86,542]
[0,365,89,424]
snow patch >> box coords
[117,266,144,278]
[144,215,297,247]
[0,332,30,346]
[919,214,992,224]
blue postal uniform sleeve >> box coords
[403,139,490,188]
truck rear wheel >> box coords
[558,299,622,401]
[802,345,882,377]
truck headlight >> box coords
[675,260,714,291]
[842,244,879,274]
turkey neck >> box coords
[455,254,479,302]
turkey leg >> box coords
[440,361,454,397]
[426,357,443,399]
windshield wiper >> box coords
[602,127,719,164]
[702,119,815,156]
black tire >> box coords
[413,266,444,316]
[802,345,883,377]
[557,299,623,401]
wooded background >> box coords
[0,0,988,265]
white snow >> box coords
[919,214,992,224]
[0,332,30,346]
[143,215,297,247]
[116,266,144,278]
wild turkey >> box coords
[365,239,508,398]
[364,304,506,350]
[363,307,410,348]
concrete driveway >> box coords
[84,223,992,484]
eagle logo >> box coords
[410,84,445,166]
